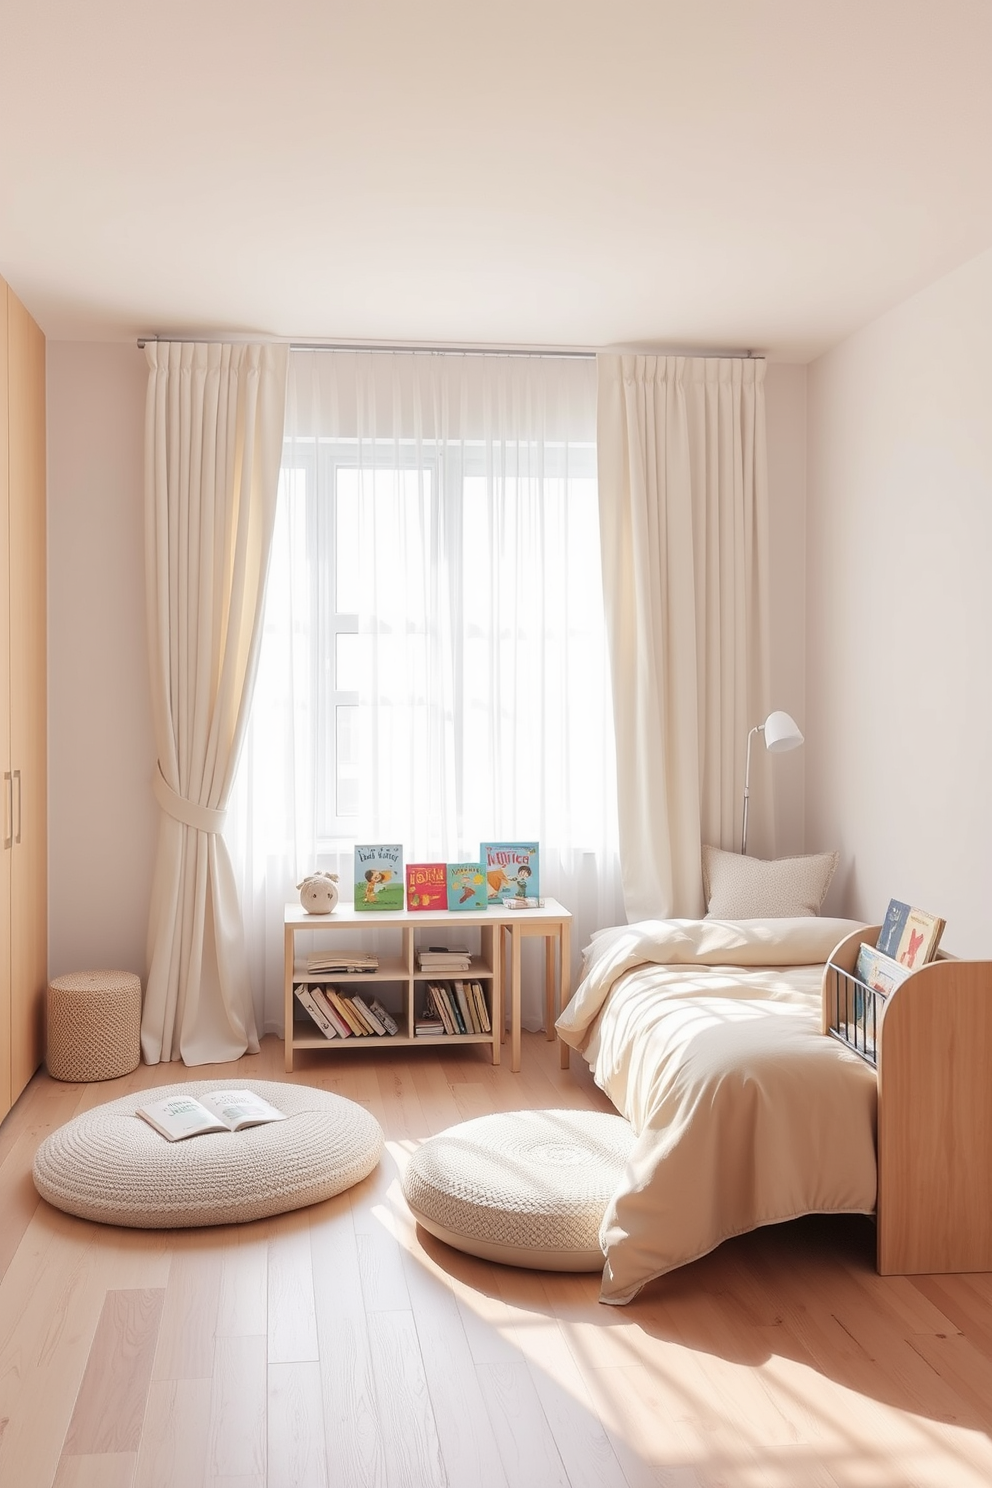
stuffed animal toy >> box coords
[296,872,339,915]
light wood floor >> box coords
[2,1033,992,1487]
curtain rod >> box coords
[136,334,762,360]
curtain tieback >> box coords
[153,765,227,834]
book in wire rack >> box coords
[875,899,945,969]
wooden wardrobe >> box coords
[0,275,47,1121]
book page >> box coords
[136,1095,225,1141]
[198,1090,287,1131]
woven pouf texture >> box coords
[403,1108,635,1271]
[33,1079,384,1228]
[46,969,142,1082]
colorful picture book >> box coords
[406,862,448,911]
[876,899,945,969]
[855,943,911,999]
[480,841,540,902]
[446,862,487,910]
[354,844,404,910]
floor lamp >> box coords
[741,710,804,855]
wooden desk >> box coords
[498,898,572,1073]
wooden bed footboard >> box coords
[823,926,992,1276]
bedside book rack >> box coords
[822,923,992,1277]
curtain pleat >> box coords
[143,342,289,1064]
[597,354,770,923]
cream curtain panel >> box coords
[142,342,290,1065]
[597,354,770,923]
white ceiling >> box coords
[1,0,989,359]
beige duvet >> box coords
[555,917,878,1304]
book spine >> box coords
[352,996,387,1036]
[294,984,337,1039]
[311,985,352,1038]
[470,979,492,1034]
[453,980,477,1033]
[429,984,456,1035]
[343,995,378,1035]
[369,997,400,1036]
[326,989,369,1036]
[442,981,466,1034]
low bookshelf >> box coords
[823,923,992,1277]
[284,902,504,1069]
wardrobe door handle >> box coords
[13,769,21,845]
[3,772,11,850]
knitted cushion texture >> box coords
[403,1108,634,1266]
[33,1079,383,1228]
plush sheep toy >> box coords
[296,872,340,915]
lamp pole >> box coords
[741,724,761,855]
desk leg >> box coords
[510,927,523,1073]
[284,926,295,1073]
[545,933,555,1040]
[489,923,501,1066]
[559,917,571,1069]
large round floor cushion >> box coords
[403,1108,635,1271]
[33,1079,384,1228]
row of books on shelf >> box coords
[852,897,946,1001]
[355,842,542,912]
[419,980,492,1037]
[294,983,399,1039]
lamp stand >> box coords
[741,724,761,855]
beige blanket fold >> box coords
[555,917,878,1304]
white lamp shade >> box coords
[762,710,804,753]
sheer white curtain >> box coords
[230,349,622,1033]
[597,354,770,923]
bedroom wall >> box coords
[47,342,155,979]
[45,345,810,977]
[805,246,992,954]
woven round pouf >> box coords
[402,1108,635,1271]
[47,969,142,1082]
[32,1079,384,1228]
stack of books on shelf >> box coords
[423,979,492,1037]
[417,946,472,973]
[305,950,378,974]
[294,983,398,1038]
[415,1008,445,1037]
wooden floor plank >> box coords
[267,1212,319,1364]
[206,1333,267,1480]
[64,1288,166,1454]
[267,1360,328,1488]
[367,1309,447,1488]
[132,1377,211,1488]
[152,1244,222,1381]
[309,1196,387,1488]
[52,1451,137,1488]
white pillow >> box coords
[701,844,838,918]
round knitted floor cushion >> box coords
[403,1108,635,1271]
[33,1080,383,1229]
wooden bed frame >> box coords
[823,924,992,1276]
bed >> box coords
[555,916,878,1304]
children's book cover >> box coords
[354,844,405,910]
[876,898,945,968]
[446,862,488,911]
[480,842,540,902]
[406,862,448,911]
